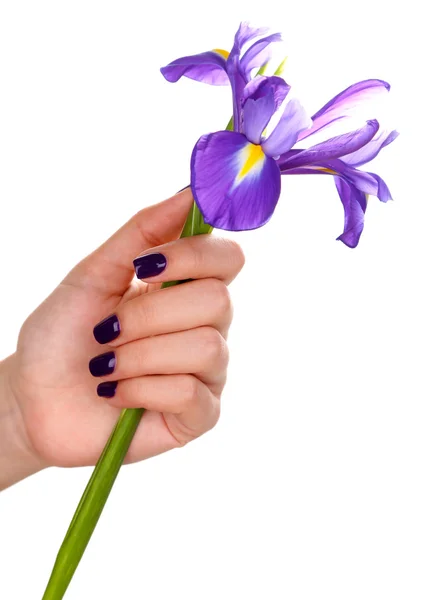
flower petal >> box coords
[261,98,312,158]
[240,33,282,77]
[298,79,390,140]
[342,129,399,167]
[277,120,379,169]
[227,23,272,131]
[334,177,368,248]
[243,75,291,111]
[243,91,276,144]
[280,157,393,204]
[233,22,269,49]
[191,131,281,230]
[160,51,229,86]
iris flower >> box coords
[162,23,398,247]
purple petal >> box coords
[342,129,399,167]
[298,79,390,140]
[191,131,281,230]
[228,23,272,131]
[277,120,379,169]
[243,76,291,111]
[335,177,368,248]
[243,92,276,144]
[280,157,393,203]
[240,33,282,77]
[160,51,229,86]
[233,22,269,49]
[325,160,393,203]
[261,99,312,158]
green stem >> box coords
[41,203,211,600]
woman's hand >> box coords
[0,189,244,489]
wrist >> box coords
[0,355,45,490]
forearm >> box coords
[0,355,44,490]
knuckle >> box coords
[178,374,201,410]
[223,238,246,273]
[199,326,228,365]
[205,278,232,318]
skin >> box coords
[0,189,245,490]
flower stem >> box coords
[41,202,212,599]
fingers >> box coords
[133,235,245,285]
[91,326,229,395]
[96,277,233,346]
[64,188,193,297]
[107,375,220,447]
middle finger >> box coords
[99,277,233,347]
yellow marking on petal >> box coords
[313,166,337,175]
[236,143,266,184]
[213,48,230,59]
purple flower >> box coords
[161,22,282,131]
[161,25,398,247]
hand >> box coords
[1,189,244,488]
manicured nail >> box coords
[93,314,120,344]
[97,381,118,398]
[133,253,167,279]
[89,351,116,377]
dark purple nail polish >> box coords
[133,253,167,279]
[97,381,118,398]
[89,351,116,377]
[93,314,120,344]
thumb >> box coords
[64,188,193,297]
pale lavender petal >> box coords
[191,130,281,230]
[243,92,276,144]
[366,172,392,202]
[335,177,368,248]
[161,51,229,86]
[277,120,379,169]
[298,79,390,140]
[243,75,290,111]
[342,129,399,166]
[233,22,269,49]
[261,99,312,158]
[240,33,282,77]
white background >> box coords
[0,1,419,599]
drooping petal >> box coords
[261,98,312,158]
[323,159,393,203]
[191,131,281,230]
[160,51,229,86]
[298,79,390,140]
[342,129,399,167]
[277,120,379,169]
[280,157,393,204]
[240,33,282,77]
[243,75,291,111]
[243,92,276,144]
[334,177,368,248]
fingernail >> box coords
[133,253,167,279]
[97,381,118,398]
[93,314,120,344]
[89,351,116,377]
